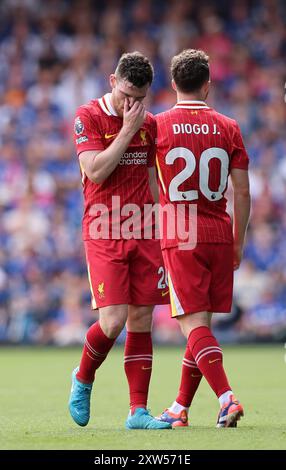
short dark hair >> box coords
[171,49,210,93]
[115,51,154,88]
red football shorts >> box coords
[162,243,233,317]
[85,238,170,309]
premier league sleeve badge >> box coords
[74,117,84,135]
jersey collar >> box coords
[98,93,118,116]
[174,100,209,109]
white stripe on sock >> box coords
[124,357,153,363]
[85,338,106,357]
[182,361,199,369]
[196,349,222,364]
[195,346,222,363]
[124,354,153,359]
[183,357,197,365]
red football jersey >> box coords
[74,93,156,240]
[155,100,249,247]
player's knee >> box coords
[101,318,125,338]
[127,307,153,331]
[99,305,128,338]
[178,311,209,337]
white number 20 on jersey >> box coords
[166,146,229,202]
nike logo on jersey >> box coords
[141,366,152,370]
[105,132,118,139]
[209,358,221,364]
[161,290,169,297]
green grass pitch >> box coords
[0,345,286,450]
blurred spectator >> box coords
[0,0,285,344]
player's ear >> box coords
[171,80,177,92]
[110,74,116,89]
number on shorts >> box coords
[157,266,168,289]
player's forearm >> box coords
[233,190,251,249]
[90,128,135,183]
[148,167,159,203]
[149,180,159,202]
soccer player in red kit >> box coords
[155,50,250,428]
[69,52,170,430]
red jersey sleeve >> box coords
[74,106,104,156]
[147,117,157,167]
[230,121,249,170]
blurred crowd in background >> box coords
[0,0,286,345]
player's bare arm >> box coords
[231,168,251,270]
[79,99,145,184]
[148,166,159,203]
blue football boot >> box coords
[126,408,172,430]
[69,367,93,426]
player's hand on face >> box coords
[123,98,145,135]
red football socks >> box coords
[76,322,115,384]
[124,331,153,413]
[188,326,231,397]
[176,344,203,407]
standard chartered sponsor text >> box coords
[119,151,148,165]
